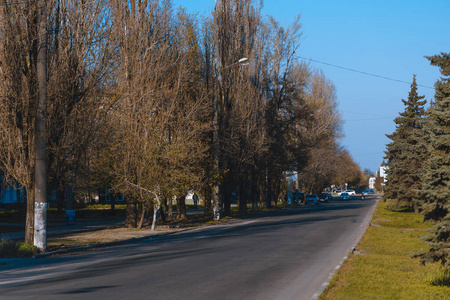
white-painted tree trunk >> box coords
[34,0,48,251]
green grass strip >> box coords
[319,200,450,300]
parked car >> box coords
[305,194,319,205]
[362,189,375,195]
[340,192,350,200]
[318,193,332,202]
[337,190,356,196]
[293,190,305,203]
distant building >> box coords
[0,184,25,208]
[379,166,388,185]
[369,177,376,189]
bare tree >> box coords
[46,0,112,212]
[292,68,344,193]
[107,0,207,229]
[0,0,113,245]
[261,15,303,207]
[0,1,41,244]
[332,148,364,189]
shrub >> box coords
[15,242,40,257]
[0,238,39,258]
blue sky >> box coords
[172,0,450,173]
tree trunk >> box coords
[111,193,116,214]
[57,188,64,214]
[151,193,161,231]
[177,196,187,220]
[125,196,138,228]
[25,187,34,245]
[160,199,167,223]
[167,197,173,221]
[252,184,258,212]
[34,1,48,250]
[203,186,212,216]
[212,177,221,221]
[223,181,232,217]
[137,201,146,230]
[272,179,280,207]
[251,171,258,212]
[239,181,247,215]
[266,173,272,209]
[99,188,105,204]
[144,203,153,226]
[151,203,159,231]
[413,202,421,214]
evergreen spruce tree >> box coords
[384,75,427,210]
[421,53,450,220]
[417,52,450,267]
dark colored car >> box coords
[340,192,350,200]
[318,193,332,202]
[362,189,375,195]
[293,190,305,203]
[305,194,319,205]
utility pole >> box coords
[34,0,48,250]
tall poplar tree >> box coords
[384,75,427,210]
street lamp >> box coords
[221,57,249,69]
[212,57,249,221]
[238,57,249,65]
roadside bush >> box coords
[0,210,23,222]
[0,239,39,258]
[47,206,126,219]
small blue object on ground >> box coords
[66,210,76,225]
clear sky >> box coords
[172,0,450,173]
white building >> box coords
[379,166,388,185]
[369,177,376,189]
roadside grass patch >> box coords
[319,199,450,299]
[427,267,450,287]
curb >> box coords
[32,227,200,259]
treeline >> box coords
[384,53,450,266]
[0,0,363,242]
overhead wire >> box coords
[299,56,435,90]
[345,117,394,122]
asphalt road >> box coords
[0,198,378,300]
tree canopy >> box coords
[0,0,363,246]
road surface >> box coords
[0,198,378,300]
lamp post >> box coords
[212,57,249,221]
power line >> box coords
[343,110,397,118]
[299,56,435,90]
[346,117,394,122]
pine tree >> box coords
[384,75,427,210]
[420,53,450,220]
[416,52,450,267]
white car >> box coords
[337,190,356,196]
